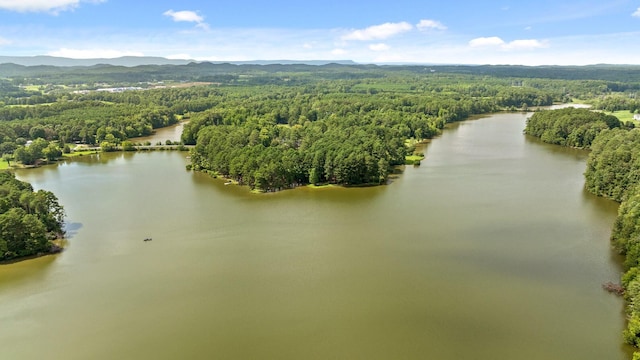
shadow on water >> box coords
[64,222,83,239]
[581,187,626,271]
[524,134,589,161]
[190,168,387,205]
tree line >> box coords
[0,171,65,261]
[585,129,640,357]
[524,107,624,148]
[525,107,640,358]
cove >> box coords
[0,112,631,359]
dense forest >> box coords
[586,130,640,358]
[0,170,65,261]
[2,62,640,87]
[1,65,576,189]
[524,107,624,148]
[1,63,638,189]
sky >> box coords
[0,0,639,65]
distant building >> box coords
[634,114,640,121]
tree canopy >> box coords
[525,107,623,148]
[0,171,64,261]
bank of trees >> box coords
[523,107,640,356]
[525,107,623,148]
[0,171,65,261]
[585,129,640,201]
[585,130,640,355]
[592,94,640,113]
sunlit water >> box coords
[1,112,630,359]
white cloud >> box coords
[47,48,144,59]
[342,22,413,41]
[416,19,447,31]
[503,39,547,50]
[0,36,11,46]
[163,10,209,30]
[469,37,505,47]
[331,48,347,55]
[633,7,640,17]
[0,0,103,13]
[163,10,203,23]
[469,37,547,50]
[369,43,390,51]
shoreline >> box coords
[0,240,65,265]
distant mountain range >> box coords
[0,55,357,67]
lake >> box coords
[1,112,630,359]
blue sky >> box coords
[0,0,639,65]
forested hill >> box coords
[388,64,640,83]
[2,62,640,85]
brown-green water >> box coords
[1,113,630,359]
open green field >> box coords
[23,85,42,92]
[607,110,639,124]
[62,149,100,158]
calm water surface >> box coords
[1,112,630,359]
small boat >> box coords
[143,237,152,242]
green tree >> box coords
[2,153,12,167]
[100,141,116,152]
[42,143,62,161]
[121,141,135,151]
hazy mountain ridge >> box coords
[0,56,357,67]
[1,57,639,85]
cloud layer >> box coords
[0,0,102,13]
[342,22,413,41]
[369,43,390,51]
[469,36,547,50]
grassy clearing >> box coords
[351,83,416,93]
[405,154,425,165]
[7,103,55,108]
[307,184,336,189]
[62,149,100,158]
[23,85,42,92]
[607,110,639,124]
